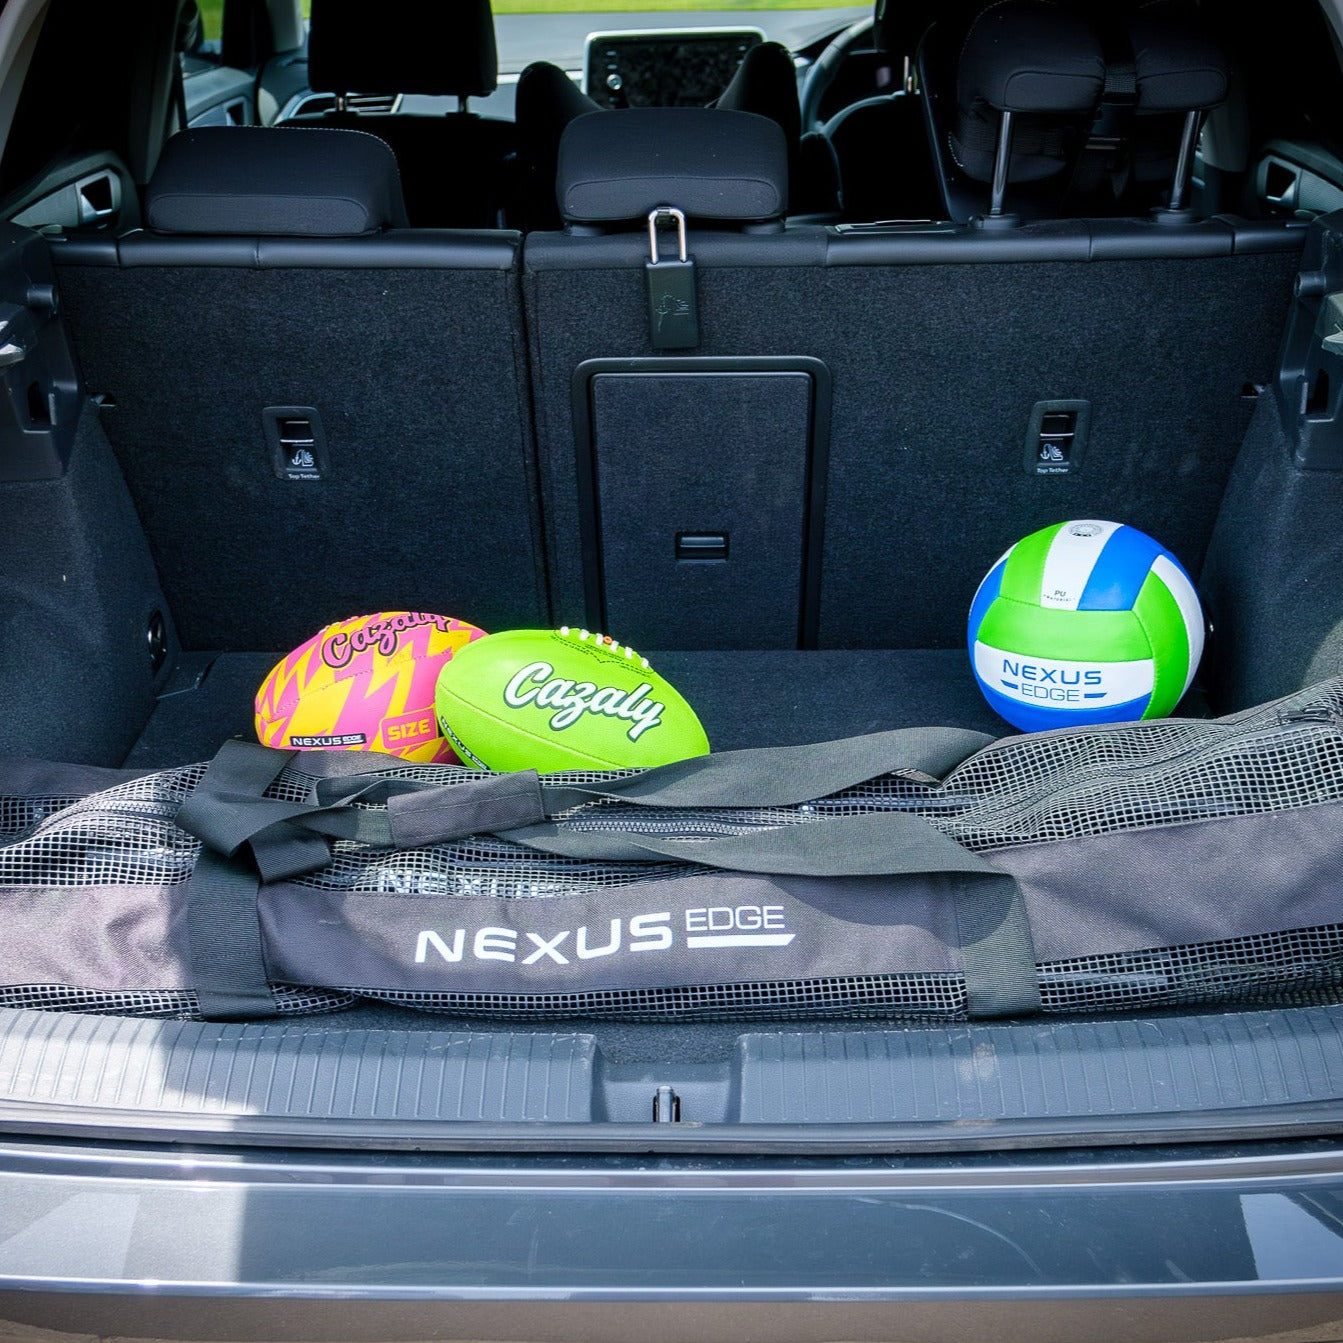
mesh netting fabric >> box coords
[0,796,85,840]
[0,983,355,1018]
[2,679,1343,1020]
[353,921,1343,1021]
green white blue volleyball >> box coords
[967,521,1205,733]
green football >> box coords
[434,627,710,773]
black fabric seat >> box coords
[50,126,546,651]
[714,41,840,216]
[535,109,812,650]
[515,45,839,229]
[513,61,603,232]
[1061,1,1230,218]
[280,0,515,228]
[919,0,1106,222]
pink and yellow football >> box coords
[255,612,486,763]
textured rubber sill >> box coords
[2,1097,1343,1154]
[0,1011,594,1122]
[1,1006,1342,1152]
[739,1007,1343,1123]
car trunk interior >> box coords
[4,174,1343,1148]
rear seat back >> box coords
[533,109,824,651]
[52,126,546,651]
[525,108,1306,651]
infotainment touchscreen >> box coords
[583,28,765,108]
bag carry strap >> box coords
[504,813,1038,1018]
[178,742,300,1018]
[533,724,997,812]
[176,735,1038,1019]
[352,724,997,848]
[186,849,284,1019]
[178,728,996,867]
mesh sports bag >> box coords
[3,677,1343,1022]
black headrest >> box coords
[145,128,408,236]
[715,42,802,148]
[556,108,788,224]
[957,0,1105,113]
[307,0,497,99]
[1129,3,1229,113]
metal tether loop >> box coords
[647,206,688,264]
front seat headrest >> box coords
[1126,1,1230,214]
[951,0,1105,187]
[176,0,202,53]
[307,0,498,99]
[714,42,839,215]
[1129,1,1229,113]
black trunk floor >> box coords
[124,647,1014,769]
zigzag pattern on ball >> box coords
[255,612,486,763]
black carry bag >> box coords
[4,677,1343,1023]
